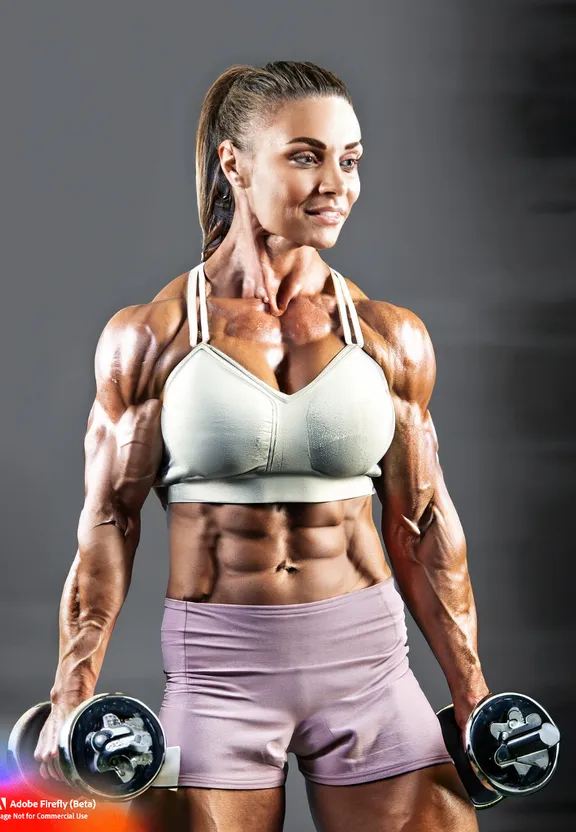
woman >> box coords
[35,61,488,831]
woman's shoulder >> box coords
[100,271,188,345]
[93,271,191,394]
[339,274,435,396]
[339,273,429,343]
[150,270,189,302]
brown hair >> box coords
[195,61,353,261]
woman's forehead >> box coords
[256,97,361,149]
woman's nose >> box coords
[318,162,347,195]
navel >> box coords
[275,558,300,574]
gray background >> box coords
[0,1,574,829]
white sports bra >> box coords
[156,262,395,504]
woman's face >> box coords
[231,96,362,250]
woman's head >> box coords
[196,61,362,260]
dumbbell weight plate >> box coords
[437,704,504,809]
[58,693,167,801]
[465,692,559,798]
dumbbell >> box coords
[6,693,181,801]
[437,692,560,809]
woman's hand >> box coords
[33,697,86,783]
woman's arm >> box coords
[370,303,489,730]
[52,304,164,703]
[37,304,164,778]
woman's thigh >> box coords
[128,785,286,832]
[304,763,478,832]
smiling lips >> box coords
[305,206,345,224]
[306,205,345,214]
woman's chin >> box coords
[309,230,341,250]
[313,237,339,251]
[267,223,342,251]
[294,225,342,250]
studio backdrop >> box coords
[0,2,573,830]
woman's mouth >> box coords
[305,210,344,225]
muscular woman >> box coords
[34,62,488,831]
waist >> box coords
[164,577,398,617]
[161,577,408,681]
[165,472,376,504]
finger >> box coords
[47,754,61,781]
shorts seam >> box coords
[301,753,454,786]
[374,583,406,647]
[183,601,189,706]
[173,775,286,789]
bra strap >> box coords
[186,263,210,347]
[198,262,210,343]
[330,269,353,344]
[188,264,361,348]
[331,269,364,347]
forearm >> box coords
[384,480,488,709]
[50,520,138,706]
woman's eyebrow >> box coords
[286,136,362,150]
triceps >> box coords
[381,405,440,547]
[79,397,163,541]
[382,407,466,571]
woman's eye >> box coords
[291,153,361,169]
[293,153,318,165]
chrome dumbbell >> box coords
[437,692,560,809]
[6,693,180,801]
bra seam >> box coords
[266,398,279,472]
[162,345,199,394]
[163,341,392,408]
[205,342,357,402]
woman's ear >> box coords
[218,139,246,190]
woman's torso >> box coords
[147,264,395,604]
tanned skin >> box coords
[34,96,486,831]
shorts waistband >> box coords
[164,577,396,617]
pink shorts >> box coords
[157,577,453,789]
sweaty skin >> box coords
[34,268,484,830]
[34,94,485,830]
[38,267,487,737]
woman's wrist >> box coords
[451,680,491,730]
[50,675,95,709]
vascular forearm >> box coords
[50,522,136,706]
[384,484,488,709]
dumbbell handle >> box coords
[495,723,561,766]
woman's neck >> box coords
[202,234,330,316]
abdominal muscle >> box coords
[165,493,392,605]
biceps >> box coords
[81,398,164,532]
[382,405,440,521]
